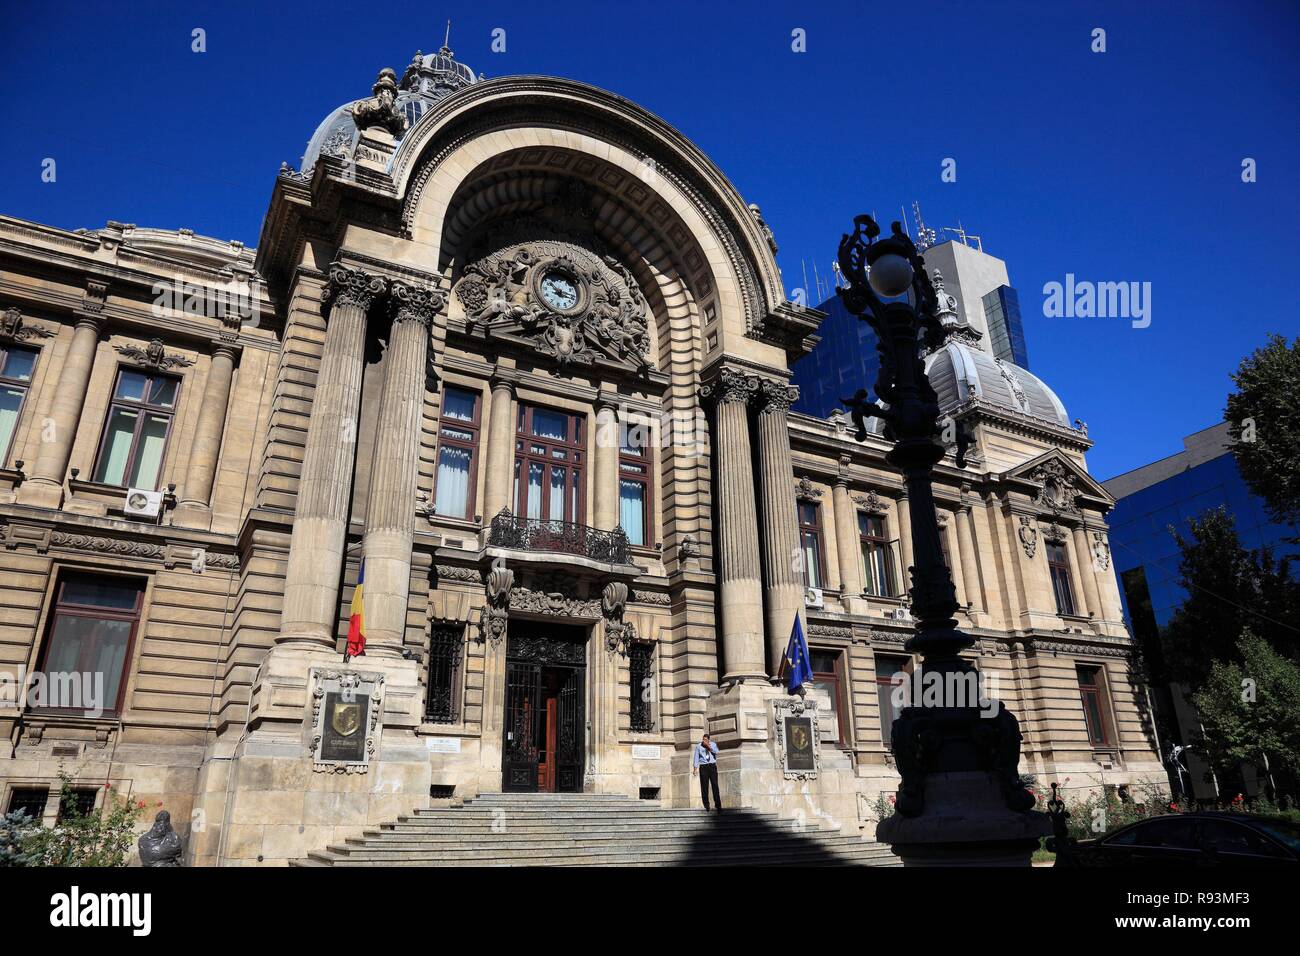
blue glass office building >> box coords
[982,285,1029,368]
[790,293,883,419]
[1103,422,1297,799]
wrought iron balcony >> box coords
[488,510,630,565]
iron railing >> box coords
[488,510,630,564]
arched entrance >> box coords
[502,620,588,792]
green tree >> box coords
[1160,508,1299,686]
[7,775,144,867]
[1192,630,1300,797]
[1225,333,1300,536]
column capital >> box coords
[389,280,446,327]
[700,367,760,406]
[756,378,798,413]
[323,264,388,312]
[488,369,518,395]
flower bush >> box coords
[1,774,143,868]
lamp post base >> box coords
[876,770,1051,866]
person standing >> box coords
[691,732,722,811]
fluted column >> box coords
[1072,524,1102,619]
[173,342,238,528]
[362,282,442,656]
[894,491,914,592]
[18,312,103,508]
[756,379,805,680]
[702,369,765,682]
[481,374,516,521]
[592,394,621,532]
[832,475,863,598]
[955,502,983,613]
[940,514,967,607]
[279,265,386,647]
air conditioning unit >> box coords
[804,587,824,609]
[891,606,912,622]
[123,488,163,519]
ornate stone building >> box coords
[0,44,1160,864]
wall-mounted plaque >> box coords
[309,668,384,773]
[425,736,462,754]
[631,744,661,760]
[773,696,821,780]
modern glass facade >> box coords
[981,285,1029,368]
[790,294,882,420]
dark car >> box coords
[1069,812,1300,866]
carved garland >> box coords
[0,307,55,343]
[114,338,194,371]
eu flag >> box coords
[783,614,814,695]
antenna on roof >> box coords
[811,259,825,303]
[912,201,937,251]
[445,19,452,47]
[940,220,983,252]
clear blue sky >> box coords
[1,0,1296,480]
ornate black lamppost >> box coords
[837,215,1049,865]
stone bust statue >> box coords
[138,810,184,867]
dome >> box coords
[300,43,480,174]
[924,340,1069,426]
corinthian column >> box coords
[362,281,442,656]
[173,342,238,529]
[702,369,765,682]
[955,502,984,613]
[279,265,386,647]
[756,379,805,680]
[18,312,103,508]
[481,374,516,521]
[832,472,863,598]
[1072,523,1102,619]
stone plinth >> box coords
[201,642,430,866]
[875,771,1051,866]
[695,682,860,834]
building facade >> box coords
[1104,421,1299,799]
[0,46,1160,865]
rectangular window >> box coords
[1048,540,1076,616]
[628,641,655,732]
[34,574,144,716]
[6,786,49,821]
[1076,664,1113,747]
[0,344,39,467]
[618,422,651,547]
[57,789,99,823]
[859,513,896,597]
[514,404,584,524]
[875,654,910,750]
[92,368,179,490]
[797,501,824,589]
[433,386,481,520]
[810,648,847,745]
[424,623,463,724]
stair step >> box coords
[295,793,895,867]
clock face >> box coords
[539,271,579,311]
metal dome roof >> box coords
[300,43,480,174]
[924,340,1069,426]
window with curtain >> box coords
[618,423,650,546]
[433,386,480,520]
[92,368,179,490]
[0,344,38,467]
[797,501,824,589]
[1047,540,1076,616]
[874,654,911,749]
[34,574,144,716]
[858,512,896,597]
[809,648,847,744]
[514,403,584,524]
[1076,664,1113,747]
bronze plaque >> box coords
[784,715,816,772]
[320,691,369,763]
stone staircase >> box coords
[294,792,900,867]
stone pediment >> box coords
[452,235,653,375]
[1003,450,1112,515]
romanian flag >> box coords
[346,559,366,659]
